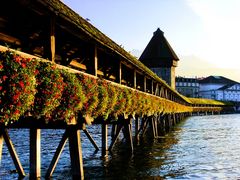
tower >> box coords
[139,28,179,89]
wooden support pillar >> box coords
[159,115,166,135]
[151,80,154,94]
[142,117,150,136]
[134,70,137,89]
[152,117,158,138]
[0,128,25,177]
[0,130,3,164]
[144,76,147,92]
[30,128,41,179]
[123,119,133,152]
[135,116,140,140]
[109,124,123,151]
[118,61,122,84]
[50,15,55,62]
[165,114,170,132]
[111,124,117,140]
[155,84,159,96]
[46,130,68,178]
[102,123,108,156]
[93,46,98,76]
[83,129,99,151]
[154,116,158,137]
[68,127,84,180]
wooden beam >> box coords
[135,116,140,141]
[144,76,147,92]
[94,46,98,76]
[151,80,154,94]
[0,129,3,164]
[119,61,122,84]
[50,15,56,62]
[83,129,99,151]
[134,70,137,89]
[109,124,123,151]
[124,123,133,152]
[1,128,25,177]
[102,123,108,156]
[155,83,159,96]
[30,128,41,179]
[45,130,68,178]
[68,127,84,179]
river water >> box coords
[1,114,240,179]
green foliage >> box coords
[0,51,38,124]
[0,50,227,125]
[33,62,64,119]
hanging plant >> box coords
[91,79,109,119]
[122,87,133,118]
[77,73,99,124]
[0,51,38,125]
[32,61,64,119]
[51,70,86,123]
[112,87,126,119]
[104,82,118,120]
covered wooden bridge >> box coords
[0,0,231,179]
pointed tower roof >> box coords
[139,28,179,67]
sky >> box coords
[63,0,240,82]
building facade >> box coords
[175,77,199,98]
[199,76,240,102]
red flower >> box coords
[19,81,24,88]
[0,65,3,69]
[21,63,26,68]
[0,86,2,90]
[15,56,21,64]
[14,110,20,115]
[3,75,7,81]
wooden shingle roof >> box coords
[139,28,179,68]
[36,0,185,93]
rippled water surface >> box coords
[1,114,240,179]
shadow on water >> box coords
[0,118,190,179]
[83,118,189,179]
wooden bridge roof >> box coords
[32,0,190,103]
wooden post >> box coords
[68,127,84,180]
[118,61,122,84]
[30,128,41,179]
[50,16,55,62]
[144,76,147,92]
[154,116,158,137]
[0,128,25,177]
[94,46,98,76]
[102,123,108,156]
[0,129,3,164]
[123,118,133,152]
[151,80,154,94]
[151,117,156,138]
[111,124,117,140]
[134,70,137,89]
[83,129,99,151]
[109,124,123,151]
[135,116,140,140]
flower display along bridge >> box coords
[0,0,232,179]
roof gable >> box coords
[218,83,240,90]
[199,76,238,84]
[139,28,179,67]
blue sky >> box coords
[63,0,240,82]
